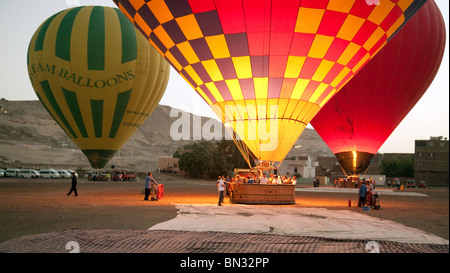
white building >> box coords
[279,156,318,178]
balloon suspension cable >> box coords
[224,124,254,168]
[363,168,368,178]
[224,124,283,174]
[224,121,287,177]
[339,164,349,177]
[251,160,280,176]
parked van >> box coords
[418,180,426,188]
[67,169,78,178]
[407,179,416,188]
[39,169,60,179]
[57,170,71,179]
[18,169,40,179]
[5,168,20,177]
[391,178,400,187]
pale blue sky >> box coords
[0,0,448,153]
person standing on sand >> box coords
[216,175,225,206]
[358,182,367,207]
[67,172,78,196]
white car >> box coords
[0,169,5,177]
[57,170,72,179]
[18,169,40,179]
[39,169,60,179]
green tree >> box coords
[177,142,215,178]
[399,156,414,177]
[175,140,251,178]
[208,149,227,178]
[215,140,253,173]
[381,156,414,177]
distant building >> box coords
[158,157,180,173]
[382,153,415,161]
[316,156,342,176]
[366,153,383,175]
[279,156,318,178]
[414,136,449,186]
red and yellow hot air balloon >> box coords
[113,0,426,169]
[310,0,446,175]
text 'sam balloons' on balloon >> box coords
[113,0,426,166]
[311,0,446,175]
[27,6,170,168]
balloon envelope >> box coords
[27,6,170,168]
[113,0,426,166]
[310,0,446,175]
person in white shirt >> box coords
[216,175,225,206]
[260,173,269,184]
[292,176,297,185]
[275,175,282,184]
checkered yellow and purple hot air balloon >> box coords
[113,0,427,167]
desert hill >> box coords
[0,98,333,171]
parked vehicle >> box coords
[112,170,136,181]
[57,170,71,179]
[5,168,20,178]
[67,169,78,178]
[418,180,426,188]
[407,179,416,188]
[18,169,40,179]
[39,169,60,179]
[0,169,5,177]
[391,178,400,187]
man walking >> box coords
[67,172,78,196]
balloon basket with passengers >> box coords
[227,161,297,205]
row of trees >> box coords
[381,156,414,178]
[174,140,249,178]
[174,141,415,179]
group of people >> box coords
[334,177,376,189]
[215,172,298,206]
[232,173,298,185]
[358,180,377,207]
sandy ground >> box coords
[0,174,448,251]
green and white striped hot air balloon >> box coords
[27,6,170,168]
